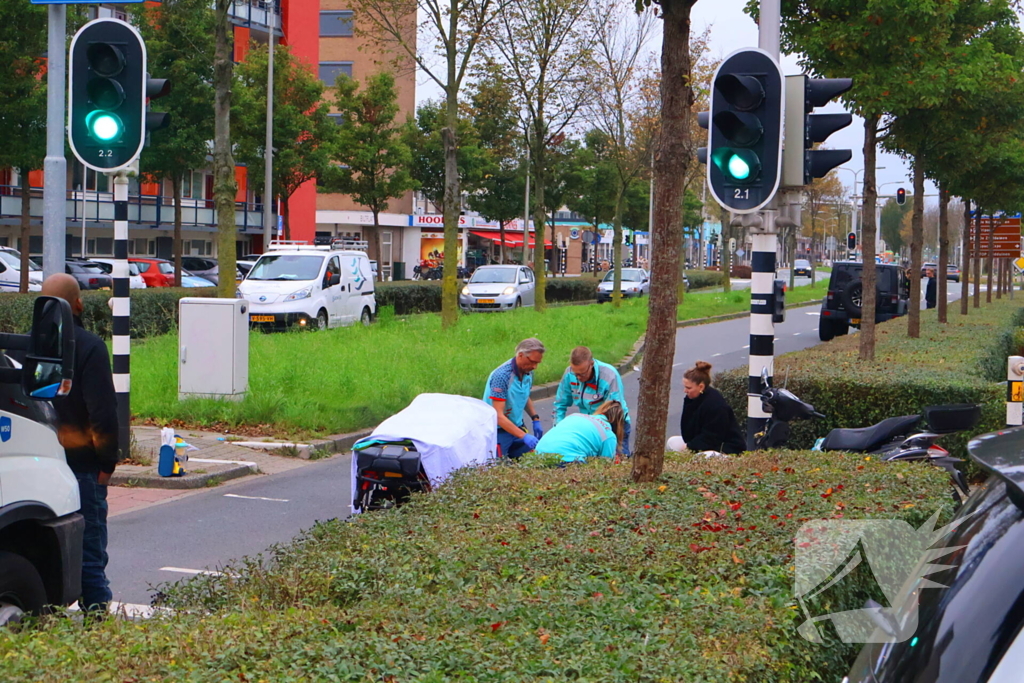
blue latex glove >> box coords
[522,434,539,450]
[532,420,544,439]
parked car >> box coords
[819,261,909,342]
[844,426,1024,683]
[459,265,536,311]
[597,268,649,302]
[0,247,42,291]
[89,258,147,289]
[65,258,112,290]
[181,257,220,285]
[129,257,215,288]
[921,262,961,282]
[793,259,812,277]
[238,243,376,329]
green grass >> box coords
[676,276,828,320]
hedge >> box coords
[0,287,215,340]
[716,298,1024,475]
[685,269,727,290]
[376,277,602,315]
[0,450,949,682]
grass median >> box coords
[129,277,829,436]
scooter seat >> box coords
[821,415,922,452]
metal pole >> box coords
[112,172,131,460]
[43,5,67,279]
[262,29,275,248]
[758,0,781,58]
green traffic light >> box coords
[727,154,752,180]
[86,111,122,142]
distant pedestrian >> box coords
[925,267,937,309]
[666,361,746,455]
[484,338,545,459]
[553,346,632,455]
[41,273,119,613]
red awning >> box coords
[471,229,552,248]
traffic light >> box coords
[847,232,857,250]
[705,49,784,214]
[772,279,786,324]
[70,19,159,172]
[896,188,906,205]
[783,75,853,186]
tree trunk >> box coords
[282,195,292,242]
[986,219,996,304]
[937,186,948,323]
[997,258,1004,299]
[632,0,694,483]
[907,163,924,338]
[961,201,971,316]
[498,219,505,264]
[531,131,547,312]
[372,209,383,282]
[973,209,981,309]
[441,92,461,328]
[859,116,879,362]
[214,0,238,298]
[611,181,624,308]
[19,172,31,293]
[173,173,183,287]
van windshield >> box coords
[0,251,39,271]
[248,255,325,281]
[471,268,517,284]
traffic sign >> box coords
[978,218,1022,258]
[1013,256,1024,273]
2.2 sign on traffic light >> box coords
[701,49,784,214]
[69,18,169,173]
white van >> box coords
[238,240,377,330]
[0,247,42,292]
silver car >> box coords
[597,268,649,302]
[459,265,536,311]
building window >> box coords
[95,238,113,255]
[320,11,354,36]
[319,62,353,85]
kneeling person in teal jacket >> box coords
[536,401,627,464]
[553,346,632,454]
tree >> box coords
[802,172,843,284]
[352,0,506,328]
[234,43,336,241]
[213,0,237,298]
[631,0,699,483]
[324,72,417,279]
[587,0,656,307]
[564,131,616,266]
[0,3,47,292]
[880,198,910,256]
[406,100,486,215]
[133,0,215,286]
[488,0,596,310]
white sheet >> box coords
[350,393,498,513]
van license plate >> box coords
[851,317,860,325]
[250,315,275,323]
[477,299,495,304]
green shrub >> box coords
[685,269,726,290]
[717,298,1024,475]
[375,277,598,315]
[0,287,215,340]
[0,450,949,682]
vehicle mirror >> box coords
[329,273,341,287]
[22,296,75,401]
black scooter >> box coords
[752,369,977,503]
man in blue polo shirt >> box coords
[484,338,546,459]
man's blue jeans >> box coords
[497,429,532,459]
[75,470,112,612]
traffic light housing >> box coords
[772,279,786,324]
[70,19,155,172]
[705,49,784,214]
[847,232,857,250]
[896,188,906,205]
[783,75,853,187]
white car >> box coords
[597,268,649,302]
[238,243,376,329]
[89,258,147,289]
[0,247,42,292]
[459,265,536,311]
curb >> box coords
[111,461,257,490]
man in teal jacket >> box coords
[553,346,632,454]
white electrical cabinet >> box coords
[178,298,249,401]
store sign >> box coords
[569,227,580,240]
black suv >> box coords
[819,261,909,341]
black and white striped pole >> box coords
[112,171,131,458]
[747,228,777,445]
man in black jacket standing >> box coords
[925,267,938,309]
[41,274,119,612]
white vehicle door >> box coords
[346,254,374,322]
[521,268,536,306]
[323,255,344,326]
[0,257,17,292]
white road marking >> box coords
[806,311,820,316]
[742,345,749,349]
[160,566,236,577]
[224,493,289,502]
[189,457,258,468]
[793,332,801,336]
[711,352,723,357]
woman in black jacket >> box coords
[666,361,746,455]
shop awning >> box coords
[471,229,552,248]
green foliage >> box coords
[879,198,911,254]
[564,130,617,229]
[0,288,215,340]
[406,99,487,209]
[684,269,726,290]
[0,451,950,682]
[375,277,601,315]
[0,3,46,174]
[717,298,1024,473]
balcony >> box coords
[225,0,281,33]
[0,186,266,234]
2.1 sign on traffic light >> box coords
[69,18,168,173]
[703,49,784,214]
